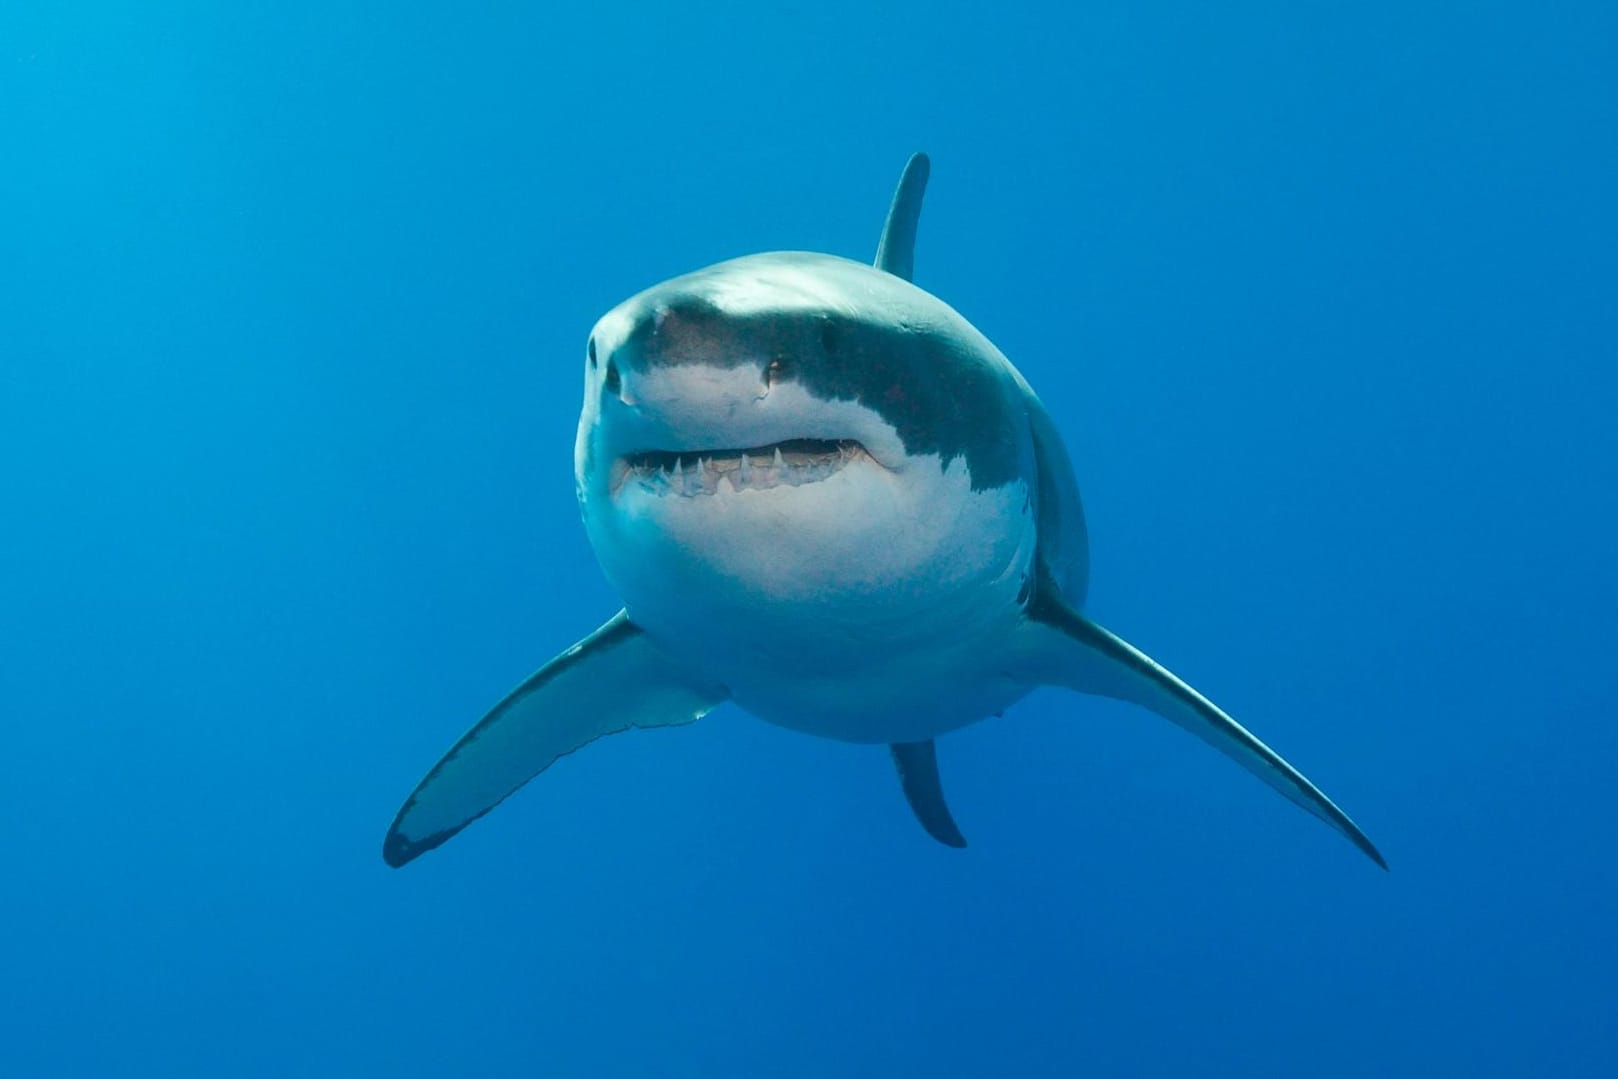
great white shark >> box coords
[383,154,1384,869]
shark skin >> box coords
[382,154,1385,871]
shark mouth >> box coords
[617,438,870,497]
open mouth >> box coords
[616,438,869,497]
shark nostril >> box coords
[604,358,621,396]
[587,338,598,368]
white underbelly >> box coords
[586,451,1040,742]
[723,632,1034,743]
[628,495,1037,743]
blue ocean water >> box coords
[3,3,1615,1075]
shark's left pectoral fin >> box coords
[384,612,726,867]
[1018,578,1386,868]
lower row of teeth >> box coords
[631,447,852,496]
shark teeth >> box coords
[622,439,867,498]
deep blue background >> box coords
[4,3,1615,1075]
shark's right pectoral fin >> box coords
[383,611,726,867]
[1018,577,1386,868]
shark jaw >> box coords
[613,438,875,498]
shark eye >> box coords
[587,338,598,368]
[819,318,838,354]
[766,358,784,386]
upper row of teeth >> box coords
[634,445,853,478]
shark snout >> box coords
[603,355,634,406]
[601,361,767,439]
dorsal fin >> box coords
[873,153,931,281]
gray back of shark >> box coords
[382,154,1385,871]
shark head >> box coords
[573,251,1040,727]
[576,254,916,590]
